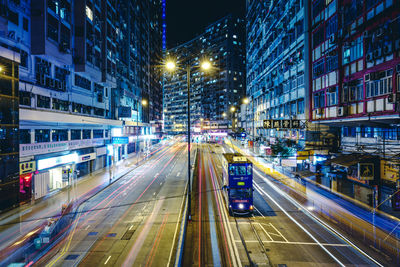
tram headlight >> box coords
[249,205,254,210]
[238,203,244,210]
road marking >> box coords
[257,223,273,241]
[177,172,181,177]
[167,183,187,267]
[269,223,289,242]
[85,225,90,230]
[104,255,111,265]
[160,182,163,185]
[129,225,133,231]
[234,240,351,246]
[253,181,346,267]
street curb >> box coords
[174,146,197,267]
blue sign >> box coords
[118,106,132,118]
[112,137,129,144]
[241,133,246,137]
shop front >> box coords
[326,154,379,206]
[380,160,400,210]
[19,161,36,203]
[76,153,96,178]
[34,153,78,200]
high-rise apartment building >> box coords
[164,15,246,135]
[246,1,318,152]
[0,0,162,210]
[310,0,400,209]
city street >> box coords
[32,141,191,266]
[182,142,387,266]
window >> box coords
[313,27,325,48]
[93,129,103,138]
[23,17,29,31]
[47,14,58,42]
[343,36,363,64]
[326,15,338,38]
[326,54,338,73]
[35,129,50,143]
[71,129,81,140]
[52,129,68,141]
[313,91,325,108]
[37,95,50,109]
[8,10,18,25]
[20,129,31,144]
[82,129,91,139]
[327,87,338,106]
[361,127,374,138]
[52,98,69,111]
[297,99,305,114]
[349,81,364,101]
[313,59,325,78]
[0,98,18,124]
[0,127,18,154]
[366,70,393,97]
[86,6,93,21]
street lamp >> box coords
[164,58,212,221]
[137,98,147,165]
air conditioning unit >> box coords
[373,48,382,59]
[384,43,393,55]
[366,52,374,62]
[363,30,370,38]
[59,42,68,53]
[338,106,347,116]
[57,80,63,90]
[388,93,396,103]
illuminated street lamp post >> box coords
[137,99,147,165]
[230,106,236,132]
[165,59,211,221]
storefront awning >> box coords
[324,154,375,168]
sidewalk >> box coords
[0,142,166,251]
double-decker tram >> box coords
[222,153,253,215]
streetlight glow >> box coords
[230,106,236,112]
[243,97,249,104]
[142,99,147,106]
[222,112,227,117]
[166,61,176,71]
[201,61,211,71]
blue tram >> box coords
[222,153,253,215]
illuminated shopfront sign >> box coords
[37,153,78,170]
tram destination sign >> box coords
[263,119,302,129]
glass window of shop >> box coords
[93,129,103,138]
[83,129,91,139]
[52,129,68,142]
[71,129,81,140]
[35,129,50,143]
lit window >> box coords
[86,6,93,21]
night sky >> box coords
[166,0,246,48]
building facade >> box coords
[0,0,162,210]
[164,15,246,135]
[310,0,400,209]
[246,0,319,154]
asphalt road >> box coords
[200,143,384,267]
[35,141,192,266]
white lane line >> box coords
[254,168,384,267]
[253,181,346,267]
[269,223,289,242]
[167,183,188,267]
[104,255,111,265]
[257,223,273,242]
[129,225,133,231]
[85,225,90,230]
[234,240,350,246]
[177,172,181,177]
[254,206,264,218]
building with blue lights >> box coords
[0,0,163,208]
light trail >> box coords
[253,168,384,267]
